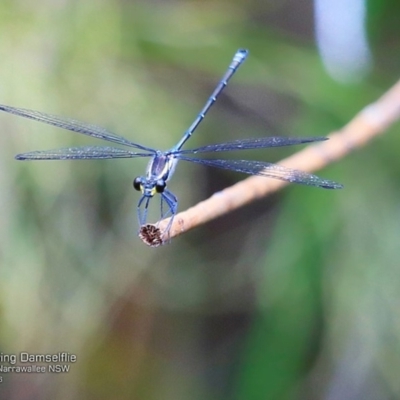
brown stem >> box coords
[140,79,400,247]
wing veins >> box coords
[173,136,327,154]
[176,156,343,189]
[0,104,154,151]
[15,146,153,160]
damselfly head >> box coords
[133,177,167,197]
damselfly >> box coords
[0,49,342,236]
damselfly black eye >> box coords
[155,180,166,193]
[133,177,142,191]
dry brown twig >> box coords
[140,79,400,247]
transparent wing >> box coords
[15,146,153,160]
[173,136,327,154]
[0,104,154,151]
[176,156,343,189]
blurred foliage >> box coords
[0,0,399,399]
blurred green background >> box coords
[0,0,399,399]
